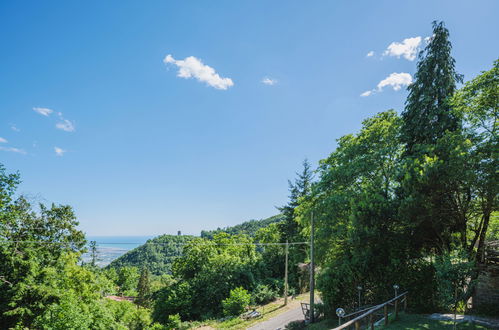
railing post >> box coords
[384,305,388,325]
[369,313,374,330]
[394,298,399,319]
[404,295,407,311]
[355,321,360,330]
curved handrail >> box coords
[332,292,408,330]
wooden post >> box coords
[394,299,399,319]
[404,296,407,311]
[369,313,374,330]
[384,305,388,325]
[284,241,289,306]
[355,321,360,330]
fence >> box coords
[332,291,408,330]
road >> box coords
[247,305,304,330]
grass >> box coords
[380,313,490,329]
[304,313,490,330]
[192,292,311,330]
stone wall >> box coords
[473,241,499,314]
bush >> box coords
[285,320,306,330]
[164,313,182,330]
[434,250,474,311]
[222,287,251,316]
[252,284,278,304]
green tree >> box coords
[0,170,88,327]
[278,159,313,243]
[89,240,100,267]
[296,110,415,310]
[154,233,259,321]
[137,267,152,307]
[116,266,140,296]
[222,287,251,316]
[398,21,468,254]
[276,160,313,292]
[401,21,463,153]
[451,59,498,261]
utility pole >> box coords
[284,240,289,305]
[310,211,315,323]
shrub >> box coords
[222,287,251,316]
[285,320,306,330]
[434,250,474,311]
[252,284,278,304]
[164,313,182,330]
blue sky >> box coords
[1,1,498,236]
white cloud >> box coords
[33,107,54,116]
[360,72,412,97]
[56,119,75,132]
[366,51,374,57]
[383,36,422,61]
[163,54,234,90]
[10,124,20,132]
[0,137,7,143]
[377,72,413,91]
[54,147,66,156]
[0,146,26,155]
[262,77,277,85]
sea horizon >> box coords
[83,235,155,266]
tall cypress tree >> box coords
[136,267,151,307]
[399,21,467,253]
[401,21,463,154]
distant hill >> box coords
[107,234,194,275]
[200,214,284,239]
[108,214,283,275]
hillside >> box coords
[108,214,284,275]
[107,234,194,275]
[200,214,284,239]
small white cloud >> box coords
[0,137,7,143]
[54,147,66,156]
[262,77,277,85]
[10,124,20,132]
[0,146,26,155]
[360,72,412,97]
[366,51,374,57]
[377,72,413,91]
[33,107,54,116]
[163,54,234,90]
[56,119,75,132]
[383,36,422,61]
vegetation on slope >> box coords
[108,234,195,275]
[200,214,285,239]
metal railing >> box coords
[332,292,408,330]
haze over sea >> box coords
[83,235,155,266]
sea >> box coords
[82,236,155,267]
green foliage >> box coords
[200,214,284,239]
[116,266,140,296]
[153,233,259,321]
[108,235,195,275]
[433,250,475,311]
[137,267,152,307]
[401,21,463,151]
[222,287,251,316]
[251,284,278,304]
[277,160,313,292]
[164,313,182,330]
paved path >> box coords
[247,306,304,330]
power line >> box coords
[0,240,310,246]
